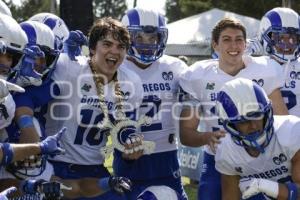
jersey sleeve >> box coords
[264,58,285,95]
[13,80,59,110]
[52,53,82,95]
[279,116,300,159]
[0,94,15,129]
[215,137,238,176]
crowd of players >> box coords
[0,1,299,199]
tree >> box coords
[93,0,127,20]
[4,0,54,22]
[165,0,300,23]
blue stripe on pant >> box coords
[198,152,221,200]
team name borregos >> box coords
[242,165,288,180]
[80,95,113,110]
[142,83,171,92]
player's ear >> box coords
[212,41,218,52]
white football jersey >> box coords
[179,56,284,154]
[45,54,143,165]
[122,55,187,153]
[215,115,300,184]
[281,59,300,116]
[0,93,15,129]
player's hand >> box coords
[0,79,25,99]
[122,135,144,160]
[109,176,132,195]
[39,127,66,156]
[0,187,17,200]
[63,30,87,61]
[245,38,264,56]
[204,130,226,154]
[239,177,261,199]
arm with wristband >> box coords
[0,127,66,167]
[239,150,300,200]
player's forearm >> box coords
[10,143,41,162]
[62,178,105,198]
[18,127,40,143]
[277,183,300,200]
[179,127,210,147]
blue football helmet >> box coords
[122,8,168,65]
[29,13,70,51]
[137,186,182,200]
[15,21,60,86]
[258,7,300,63]
[216,78,274,153]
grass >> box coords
[104,153,198,199]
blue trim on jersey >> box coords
[266,10,282,28]
[113,150,179,181]
[127,9,140,26]
[217,91,238,119]
[20,22,37,46]
[44,17,56,30]
[253,84,268,110]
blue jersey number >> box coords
[210,106,223,131]
[74,109,105,145]
[281,90,297,110]
[140,95,162,132]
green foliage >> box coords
[4,0,55,22]
[166,0,300,23]
[93,0,127,20]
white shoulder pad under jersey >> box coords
[243,56,284,95]
[0,93,15,129]
[46,56,143,165]
[281,59,300,116]
[121,55,187,153]
[215,115,300,183]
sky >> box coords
[12,0,167,14]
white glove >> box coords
[0,79,25,99]
[245,38,264,56]
[239,177,279,199]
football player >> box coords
[179,17,288,200]
[253,7,300,117]
[117,7,188,200]
[215,78,300,200]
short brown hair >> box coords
[88,17,130,55]
[212,18,246,44]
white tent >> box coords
[165,8,260,56]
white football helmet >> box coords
[122,8,168,65]
[29,12,69,50]
[0,0,11,16]
[0,13,28,79]
[258,7,300,63]
[18,21,59,86]
[216,78,274,153]
[137,186,181,200]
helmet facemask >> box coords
[128,25,168,65]
[262,26,300,63]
